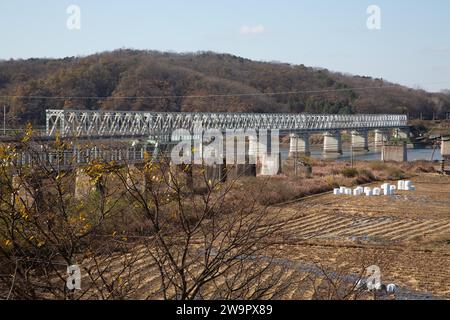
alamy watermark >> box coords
[66,5,81,30]
[67,265,81,290]
[357,265,397,294]
[367,5,381,30]
[170,124,280,175]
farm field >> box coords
[264,173,450,299]
[73,173,450,300]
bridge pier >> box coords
[351,130,369,152]
[382,142,408,162]
[323,131,343,155]
[248,135,258,162]
[374,129,389,148]
[289,133,311,158]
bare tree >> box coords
[111,155,291,300]
[0,131,292,300]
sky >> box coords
[0,0,449,92]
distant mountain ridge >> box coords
[0,49,449,124]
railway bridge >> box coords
[45,109,408,157]
[3,109,410,201]
[2,109,411,172]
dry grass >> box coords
[239,160,436,206]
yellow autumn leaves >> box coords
[68,212,93,237]
[2,236,45,250]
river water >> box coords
[280,146,443,162]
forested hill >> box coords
[0,49,449,125]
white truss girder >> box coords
[46,109,408,138]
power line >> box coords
[0,81,449,101]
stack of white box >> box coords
[397,180,416,191]
[381,183,394,196]
[334,180,416,197]
[353,187,364,196]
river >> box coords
[280,146,443,162]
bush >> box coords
[387,167,406,180]
[256,180,297,206]
[358,169,376,181]
[401,161,435,174]
[341,168,359,178]
[369,161,388,171]
[330,168,341,175]
[325,176,339,188]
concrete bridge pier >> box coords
[381,142,408,162]
[323,131,343,155]
[374,129,389,148]
[248,135,259,163]
[289,133,311,158]
[351,130,369,152]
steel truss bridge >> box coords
[46,109,408,140]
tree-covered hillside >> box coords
[0,50,449,125]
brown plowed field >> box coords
[71,174,450,300]
[264,173,450,299]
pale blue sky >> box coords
[0,0,449,92]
